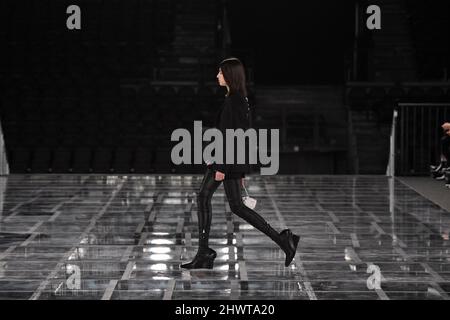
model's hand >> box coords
[215,171,225,181]
[442,123,450,130]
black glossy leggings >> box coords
[196,167,281,251]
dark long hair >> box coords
[219,57,247,98]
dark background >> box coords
[0,0,449,176]
[228,0,355,84]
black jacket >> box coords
[209,93,252,179]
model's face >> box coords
[217,68,227,87]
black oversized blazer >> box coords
[208,92,252,179]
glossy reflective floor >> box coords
[0,174,449,300]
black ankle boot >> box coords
[180,248,217,269]
[279,229,300,267]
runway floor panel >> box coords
[0,174,449,300]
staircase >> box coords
[370,0,417,81]
[155,0,219,82]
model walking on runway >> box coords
[181,58,300,269]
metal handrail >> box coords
[395,102,450,175]
[386,108,398,177]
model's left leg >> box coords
[222,178,281,245]
[223,178,300,267]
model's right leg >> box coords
[196,167,222,251]
[181,167,221,269]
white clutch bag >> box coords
[242,182,257,209]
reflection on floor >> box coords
[0,174,449,300]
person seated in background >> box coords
[431,122,450,180]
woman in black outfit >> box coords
[181,58,300,269]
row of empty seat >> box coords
[6,146,201,174]
[0,82,247,173]
[347,85,450,101]
[0,0,245,174]
[1,79,235,98]
[1,0,177,81]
